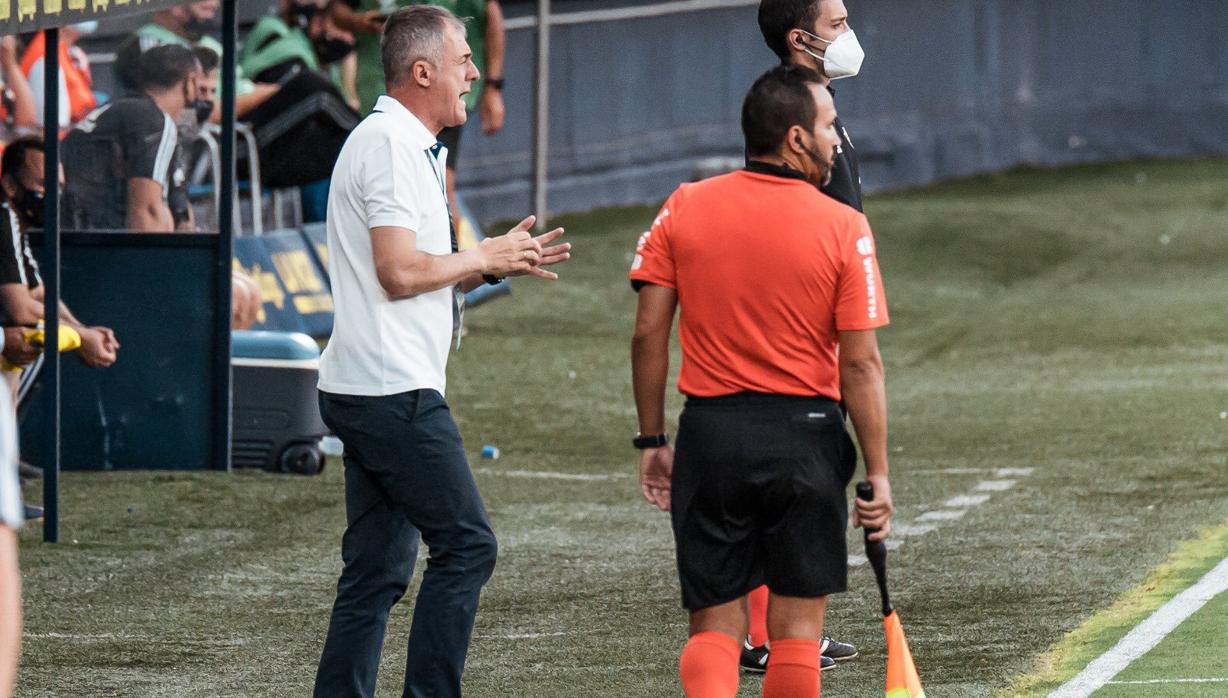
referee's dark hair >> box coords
[742,65,824,158]
[137,45,201,92]
[759,0,822,61]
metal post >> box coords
[213,0,237,471]
[41,28,61,543]
[530,0,551,231]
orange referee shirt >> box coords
[629,163,888,401]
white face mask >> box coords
[799,28,865,80]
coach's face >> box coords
[434,23,479,129]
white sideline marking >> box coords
[893,523,938,537]
[480,631,570,640]
[976,479,1017,491]
[917,510,967,522]
[1049,556,1228,698]
[472,468,628,482]
[1106,678,1228,685]
[850,466,1035,564]
[945,494,991,507]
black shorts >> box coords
[671,392,857,611]
[438,124,464,169]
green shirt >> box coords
[240,16,320,81]
[352,0,487,114]
[134,23,256,97]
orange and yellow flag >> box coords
[884,610,925,698]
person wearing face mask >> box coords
[630,64,893,698]
[61,45,206,233]
[0,135,121,407]
[736,0,873,676]
[241,0,357,84]
[759,0,865,212]
[114,0,279,120]
[232,0,365,192]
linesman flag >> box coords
[856,481,926,698]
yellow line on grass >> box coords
[1000,517,1228,697]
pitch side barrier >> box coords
[20,233,226,472]
[20,0,240,540]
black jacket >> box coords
[821,86,863,212]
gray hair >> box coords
[381,5,466,90]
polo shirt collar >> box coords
[373,95,438,151]
[744,159,808,181]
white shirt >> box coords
[318,96,454,397]
[0,387,21,531]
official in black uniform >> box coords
[61,44,209,232]
[740,0,870,673]
[760,0,864,212]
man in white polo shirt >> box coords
[0,384,22,698]
[313,6,571,697]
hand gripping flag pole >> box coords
[856,481,926,698]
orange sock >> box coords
[679,631,741,698]
[762,638,822,698]
[748,585,770,647]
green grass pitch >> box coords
[16,157,1228,696]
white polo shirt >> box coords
[0,386,21,531]
[318,95,454,397]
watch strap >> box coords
[633,433,668,449]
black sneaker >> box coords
[741,637,838,673]
[23,504,44,521]
[18,460,42,482]
[740,636,769,673]
[821,635,858,661]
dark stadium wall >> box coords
[456,0,1228,224]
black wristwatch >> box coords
[633,433,668,449]
[486,77,505,91]
[482,274,504,286]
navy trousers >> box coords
[313,389,498,698]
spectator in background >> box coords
[20,23,99,133]
[61,45,205,233]
[0,136,121,396]
[332,0,506,219]
[0,381,21,698]
[60,46,261,327]
[0,36,37,144]
[229,0,363,201]
[240,0,356,85]
[115,0,279,120]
